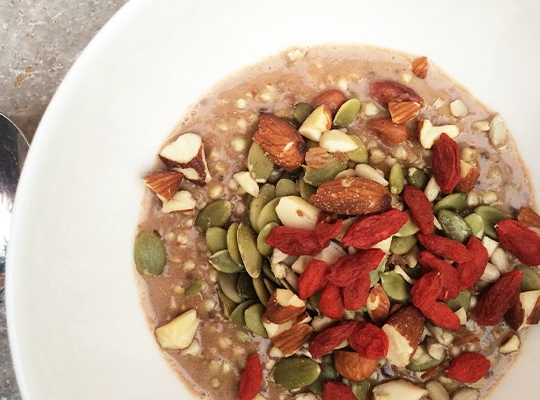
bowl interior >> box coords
[6,0,540,399]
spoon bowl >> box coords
[0,113,29,281]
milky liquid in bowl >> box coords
[135,43,538,399]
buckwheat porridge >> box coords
[134,44,540,400]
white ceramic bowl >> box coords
[7,0,540,398]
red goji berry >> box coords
[421,301,461,331]
[496,219,540,266]
[417,251,460,300]
[475,269,523,326]
[446,352,490,383]
[457,235,489,290]
[324,381,357,400]
[417,233,470,263]
[349,321,389,359]
[341,208,408,249]
[309,321,356,359]
[327,248,385,287]
[411,271,443,310]
[238,354,262,400]
[314,217,343,244]
[342,273,371,310]
[431,132,460,194]
[265,225,323,255]
[320,282,345,319]
[402,185,434,234]
[298,259,330,300]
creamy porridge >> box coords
[134,44,540,400]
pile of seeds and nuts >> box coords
[135,51,540,400]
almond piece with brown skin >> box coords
[143,170,184,201]
[505,290,540,331]
[162,190,197,213]
[253,114,306,170]
[367,284,391,324]
[333,350,379,381]
[518,207,540,231]
[455,160,480,193]
[310,177,392,216]
[369,80,424,106]
[366,118,411,146]
[305,146,348,169]
[412,56,429,79]
[270,323,313,356]
[264,288,307,324]
[382,306,425,367]
[159,133,211,185]
[298,104,333,142]
[312,89,347,115]
[388,101,421,124]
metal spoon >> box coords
[0,113,29,288]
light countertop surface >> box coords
[0,1,129,398]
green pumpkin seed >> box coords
[333,98,361,127]
[237,272,257,299]
[433,193,468,214]
[395,215,419,237]
[299,174,318,200]
[237,223,263,278]
[346,135,368,164]
[351,380,372,400]
[262,262,281,286]
[255,197,281,232]
[229,299,257,326]
[307,355,339,393]
[407,344,444,371]
[217,272,243,303]
[244,303,268,337]
[276,178,299,197]
[209,249,244,274]
[273,357,321,389]
[253,275,271,305]
[369,258,386,286]
[218,289,238,318]
[195,199,232,232]
[369,270,381,286]
[257,222,278,256]
[185,280,205,298]
[248,142,274,183]
[380,271,411,302]
[390,235,417,255]
[464,213,484,238]
[389,163,405,195]
[475,205,511,239]
[205,226,228,254]
[264,277,278,295]
[516,265,540,291]
[249,183,276,230]
[447,290,472,311]
[227,222,242,263]
[294,102,314,124]
[134,231,166,276]
[407,167,429,190]
[438,209,472,243]
[303,158,347,187]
